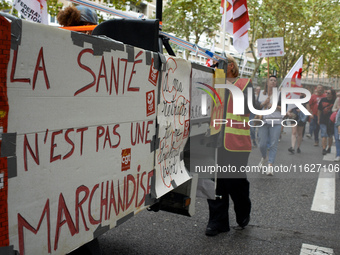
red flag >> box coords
[222,0,250,53]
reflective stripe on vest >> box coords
[224,78,252,152]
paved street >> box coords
[97,124,340,255]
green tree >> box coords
[47,0,64,18]
[247,0,340,79]
[100,0,151,11]
[162,0,220,58]
[0,1,17,15]
[0,1,11,11]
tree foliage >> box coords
[47,0,63,17]
[99,0,151,11]
[162,0,220,58]
[248,0,340,79]
[0,1,11,11]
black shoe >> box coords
[326,147,331,153]
[322,149,327,155]
[205,227,229,236]
[297,148,301,153]
[288,147,295,154]
[239,216,250,228]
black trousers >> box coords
[207,150,251,230]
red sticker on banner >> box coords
[148,58,159,86]
[183,119,190,139]
[121,148,131,171]
[146,90,155,117]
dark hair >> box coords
[263,75,277,95]
[57,6,98,27]
[57,6,82,26]
[331,89,336,99]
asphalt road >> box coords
[95,125,340,255]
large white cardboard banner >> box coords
[155,57,192,198]
[6,20,159,255]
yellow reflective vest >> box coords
[224,78,252,152]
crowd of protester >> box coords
[251,84,339,169]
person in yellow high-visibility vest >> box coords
[205,55,254,236]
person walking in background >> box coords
[306,88,317,139]
[255,86,261,98]
[331,92,340,161]
[288,94,311,154]
[318,89,336,155]
[257,75,282,176]
[307,85,326,146]
[250,86,262,148]
[205,55,252,236]
[249,112,257,147]
[332,91,340,113]
[334,106,340,161]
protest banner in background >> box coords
[257,37,285,58]
[13,0,48,24]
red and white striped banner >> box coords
[221,0,250,53]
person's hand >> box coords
[262,97,270,108]
[265,97,270,104]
